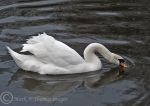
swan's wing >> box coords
[21,33,84,67]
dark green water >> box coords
[0,0,150,106]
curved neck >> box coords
[84,43,112,64]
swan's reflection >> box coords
[8,67,122,97]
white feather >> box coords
[7,33,124,74]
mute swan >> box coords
[7,33,126,75]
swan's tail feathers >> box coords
[6,46,24,66]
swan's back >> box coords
[20,33,85,67]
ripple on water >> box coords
[0,16,51,24]
[0,0,150,106]
[1,24,71,35]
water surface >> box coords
[0,0,150,106]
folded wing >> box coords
[20,33,84,67]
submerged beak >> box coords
[118,59,127,76]
[120,63,127,68]
[119,63,127,71]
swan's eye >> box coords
[118,59,125,63]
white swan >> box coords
[7,33,126,75]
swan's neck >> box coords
[84,43,112,65]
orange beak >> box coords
[119,63,127,71]
[120,63,127,67]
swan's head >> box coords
[111,53,127,68]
